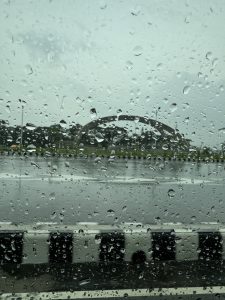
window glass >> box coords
[0,1,225,299]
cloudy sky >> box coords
[0,0,225,147]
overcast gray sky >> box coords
[0,0,225,147]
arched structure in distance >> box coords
[77,114,184,142]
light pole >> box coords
[154,107,161,150]
[19,99,26,150]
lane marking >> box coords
[2,286,225,299]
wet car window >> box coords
[0,1,225,299]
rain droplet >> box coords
[191,216,196,222]
[76,96,81,103]
[99,1,107,9]
[59,212,64,221]
[183,85,190,95]
[162,144,169,150]
[184,117,189,124]
[133,46,143,56]
[126,61,133,70]
[31,161,41,169]
[7,137,13,142]
[50,212,57,220]
[65,161,70,167]
[95,132,104,143]
[155,216,161,223]
[79,278,91,286]
[27,144,36,153]
[131,6,141,16]
[218,127,225,133]
[212,58,218,67]
[94,156,102,163]
[107,209,115,217]
[170,103,177,113]
[206,51,212,60]
[95,235,101,244]
[163,98,168,104]
[122,206,127,212]
[168,189,175,198]
[25,64,33,75]
[49,192,56,201]
[5,105,11,113]
[59,119,67,129]
[26,123,36,131]
[90,108,97,119]
[52,165,58,171]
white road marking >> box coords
[1,286,225,299]
[0,173,224,186]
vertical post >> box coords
[20,105,24,150]
[154,107,160,151]
[19,99,25,151]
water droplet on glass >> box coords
[155,216,161,223]
[168,189,175,198]
[133,46,143,56]
[94,156,102,163]
[184,117,189,124]
[59,212,64,221]
[206,51,212,60]
[218,127,225,133]
[183,86,190,95]
[90,108,97,119]
[5,105,11,113]
[52,165,58,171]
[95,235,101,244]
[191,216,196,222]
[95,132,104,143]
[126,61,133,70]
[49,192,56,201]
[108,156,115,162]
[50,212,57,220]
[212,58,218,67]
[99,1,107,9]
[170,103,177,113]
[27,144,36,153]
[131,6,141,16]
[31,161,41,169]
[107,209,115,217]
[79,278,91,286]
[145,96,150,102]
[59,119,67,129]
[122,206,127,212]
[25,64,33,75]
[65,161,70,167]
[26,123,36,131]
[163,97,168,104]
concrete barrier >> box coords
[0,222,224,265]
[1,151,225,163]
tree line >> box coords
[0,119,191,151]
